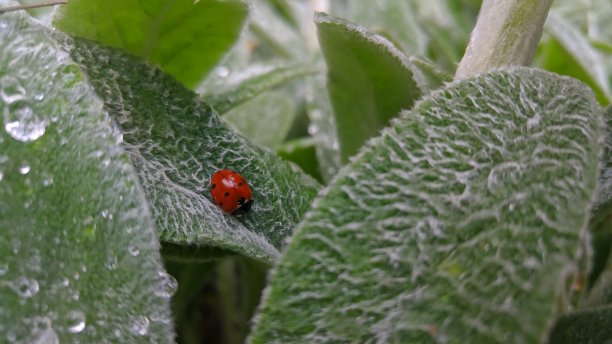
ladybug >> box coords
[210,169,253,216]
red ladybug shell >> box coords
[210,169,253,215]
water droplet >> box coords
[0,76,27,104]
[0,171,3,182]
[3,101,48,142]
[100,209,113,219]
[105,255,117,270]
[154,271,178,299]
[0,262,8,275]
[19,164,30,175]
[307,124,318,135]
[128,246,140,256]
[129,316,150,336]
[9,276,39,298]
[42,177,53,187]
[215,66,230,78]
[66,310,86,333]
[33,93,45,101]
[23,317,59,344]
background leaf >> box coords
[199,63,319,114]
[539,12,612,105]
[222,91,295,150]
[250,68,603,343]
[0,11,173,342]
[316,12,423,163]
[62,36,321,265]
[53,0,248,88]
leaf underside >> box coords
[250,68,603,343]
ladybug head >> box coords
[232,198,253,216]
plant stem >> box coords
[0,0,67,14]
[455,0,553,80]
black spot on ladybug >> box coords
[224,192,230,197]
[238,182,243,186]
[218,202,223,206]
[211,183,216,189]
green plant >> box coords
[0,0,610,343]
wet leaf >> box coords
[0,11,173,342]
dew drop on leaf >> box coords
[65,310,86,334]
[154,271,178,299]
[0,262,8,275]
[19,164,30,175]
[0,76,27,104]
[129,315,150,336]
[22,317,59,344]
[6,276,39,298]
[3,101,48,142]
[127,246,140,256]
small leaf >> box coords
[541,12,611,105]
[250,68,604,343]
[316,12,423,163]
[62,37,321,265]
[0,11,172,341]
[200,63,319,114]
[53,0,248,88]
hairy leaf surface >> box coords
[251,68,603,343]
[316,13,423,163]
[0,11,173,342]
[62,37,320,265]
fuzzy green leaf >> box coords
[591,99,612,222]
[53,0,248,88]
[0,11,173,342]
[250,68,603,343]
[549,305,612,343]
[316,12,423,163]
[62,37,320,266]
